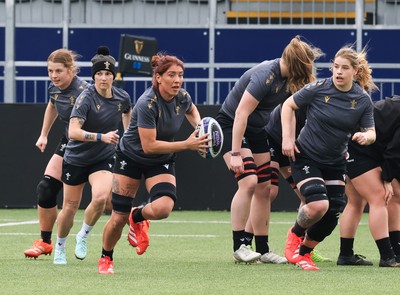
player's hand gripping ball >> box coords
[195,117,224,159]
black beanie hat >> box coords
[91,46,116,80]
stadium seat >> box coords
[227,0,375,25]
[141,0,177,3]
[43,0,80,3]
[0,0,34,3]
[226,11,373,25]
[189,0,225,3]
[229,0,375,3]
[93,0,133,3]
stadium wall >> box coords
[0,104,299,211]
[6,27,400,75]
[2,27,400,103]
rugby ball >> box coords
[195,117,224,159]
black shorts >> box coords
[346,143,380,179]
[54,135,68,157]
[268,135,290,167]
[290,151,346,184]
[62,156,115,185]
[113,150,176,180]
[216,111,269,155]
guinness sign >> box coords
[118,34,158,77]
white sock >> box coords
[56,237,67,250]
[77,223,93,239]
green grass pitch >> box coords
[0,209,398,294]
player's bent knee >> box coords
[112,193,133,213]
[37,175,62,208]
[149,182,177,203]
[307,211,339,242]
[327,185,346,213]
[152,205,172,219]
[149,182,176,219]
[300,179,327,204]
[90,195,109,211]
[270,186,279,201]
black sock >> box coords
[41,231,52,244]
[233,230,245,252]
[299,244,313,256]
[376,237,395,260]
[389,231,400,256]
[292,221,306,237]
[254,235,269,254]
[133,208,145,223]
[244,231,254,246]
[339,237,354,257]
[101,248,114,261]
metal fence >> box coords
[12,78,400,103]
[4,62,400,104]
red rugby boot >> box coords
[24,239,53,259]
[128,207,150,255]
[296,253,320,271]
[98,257,114,274]
[284,226,303,264]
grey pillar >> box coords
[207,0,217,105]
[4,0,16,103]
[62,0,70,48]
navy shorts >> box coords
[216,111,269,155]
[346,142,380,180]
[290,151,346,184]
[54,135,68,157]
[113,150,176,180]
[268,135,290,167]
[62,156,115,185]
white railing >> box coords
[5,75,400,104]
[1,60,400,103]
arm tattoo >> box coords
[70,117,85,128]
[77,117,85,128]
[72,117,94,141]
[84,132,96,141]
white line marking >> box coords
[0,221,38,227]
[0,219,368,227]
[152,234,217,238]
[0,232,217,238]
